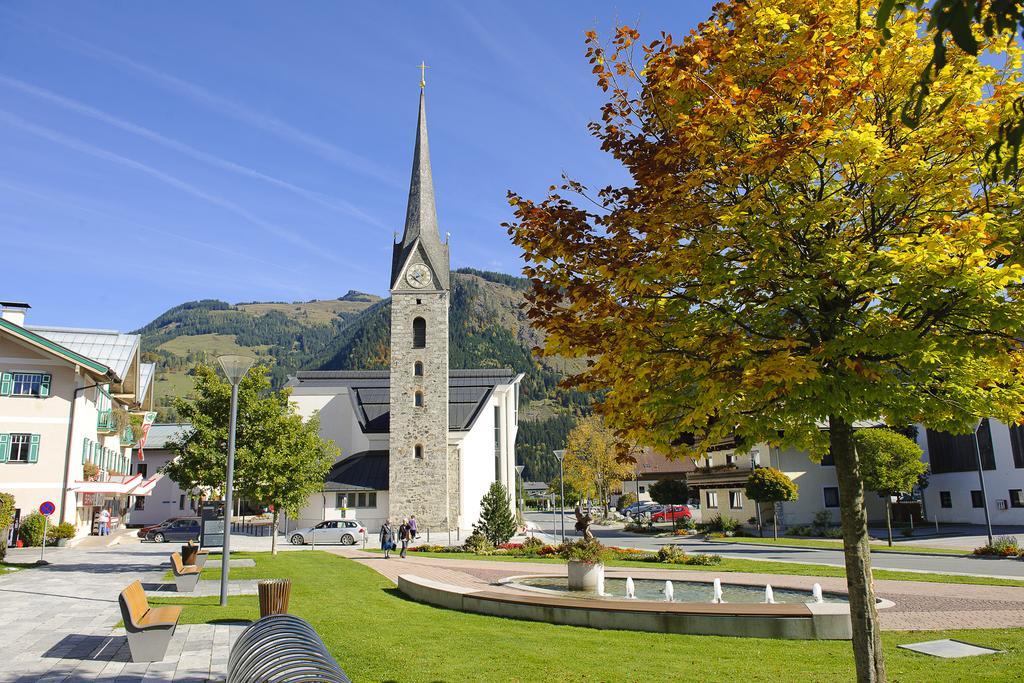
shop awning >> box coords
[70,473,162,496]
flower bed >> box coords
[407,540,721,567]
[973,536,1022,558]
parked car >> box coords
[136,517,186,539]
[623,502,662,518]
[145,517,201,543]
[651,505,692,523]
[289,520,366,546]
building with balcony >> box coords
[0,302,157,539]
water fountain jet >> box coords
[810,583,824,604]
[663,580,674,602]
[764,584,776,604]
[625,577,636,599]
[712,578,726,604]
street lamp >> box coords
[217,354,254,607]
[553,449,566,543]
[971,419,994,547]
[515,465,525,522]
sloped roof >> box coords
[29,326,139,379]
[0,317,112,378]
[136,423,194,450]
[634,448,698,479]
[324,450,389,491]
[138,362,156,402]
[290,368,516,432]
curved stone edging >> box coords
[397,573,854,640]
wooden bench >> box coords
[118,580,181,662]
[170,552,202,592]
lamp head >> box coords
[553,449,566,463]
[217,354,255,386]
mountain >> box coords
[135,269,589,482]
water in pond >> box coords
[517,577,846,604]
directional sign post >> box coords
[38,501,55,563]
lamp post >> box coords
[515,465,525,522]
[971,419,994,547]
[553,449,566,543]
[217,354,254,607]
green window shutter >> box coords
[27,434,40,463]
[0,373,12,396]
[39,373,51,397]
[0,434,9,462]
[82,437,89,464]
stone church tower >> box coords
[388,87,453,527]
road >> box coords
[523,511,1024,579]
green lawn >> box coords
[706,537,974,556]
[150,551,1023,681]
[369,549,1024,587]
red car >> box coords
[651,505,692,522]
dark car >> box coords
[145,517,201,543]
[137,517,186,538]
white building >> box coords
[128,423,196,527]
[917,419,1024,526]
[288,87,522,534]
[0,302,157,538]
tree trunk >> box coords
[830,416,886,682]
[885,497,893,548]
[772,509,778,540]
[271,508,279,556]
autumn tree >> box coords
[508,3,1024,681]
[563,415,635,516]
[854,428,927,547]
[745,468,799,539]
[164,364,337,554]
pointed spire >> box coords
[391,87,449,290]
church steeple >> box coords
[391,87,450,290]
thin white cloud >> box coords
[2,9,400,188]
[0,75,387,230]
[0,108,368,272]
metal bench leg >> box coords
[126,624,176,662]
[174,572,200,592]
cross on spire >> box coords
[418,60,428,89]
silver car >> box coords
[289,519,365,546]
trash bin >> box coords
[258,579,292,617]
[181,544,198,566]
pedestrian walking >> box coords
[409,514,418,539]
[98,508,111,536]
[398,518,412,558]
[380,520,394,559]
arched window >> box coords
[414,444,424,459]
[414,361,423,377]
[412,317,426,348]
[415,391,424,407]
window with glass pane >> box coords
[12,373,43,396]
[706,491,718,508]
[970,490,984,508]
[1010,490,1024,508]
[823,487,840,508]
[939,491,952,508]
[8,434,31,462]
[729,490,744,509]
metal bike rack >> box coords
[227,613,349,682]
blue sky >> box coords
[0,1,716,330]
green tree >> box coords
[507,5,1024,680]
[745,468,799,539]
[547,475,584,507]
[854,428,927,547]
[0,492,15,562]
[648,479,690,506]
[474,481,517,546]
[163,363,338,553]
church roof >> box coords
[390,88,449,290]
[324,450,390,491]
[290,368,517,433]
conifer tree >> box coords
[474,481,517,546]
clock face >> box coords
[406,264,432,289]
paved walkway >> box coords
[333,548,1024,631]
[0,541,248,682]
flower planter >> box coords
[567,560,604,591]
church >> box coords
[288,86,522,535]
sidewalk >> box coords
[0,543,246,682]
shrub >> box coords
[50,522,77,541]
[822,527,844,539]
[812,510,833,533]
[657,544,688,564]
[522,536,545,551]
[463,530,494,554]
[648,479,690,505]
[617,492,638,511]
[557,539,611,564]
[82,462,99,481]
[786,524,811,537]
[974,535,1020,557]
[498,542,524,550]
[536,544,558,556]
[624,520,658,534]
[0,492,14,531]
[699,514,740,534]
[674,516,696,531]
[17,512,47,547]
[685,553,722,566]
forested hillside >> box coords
[136,269,591,481]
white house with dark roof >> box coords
[127,423,196,527]
[288,87,522,534]
[0,302,158,539]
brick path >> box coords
[334,548,1024,631]
[0,542,247,682]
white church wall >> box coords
[290,388,371,460]
[456,409,494,528]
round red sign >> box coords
[39,501,56,516]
